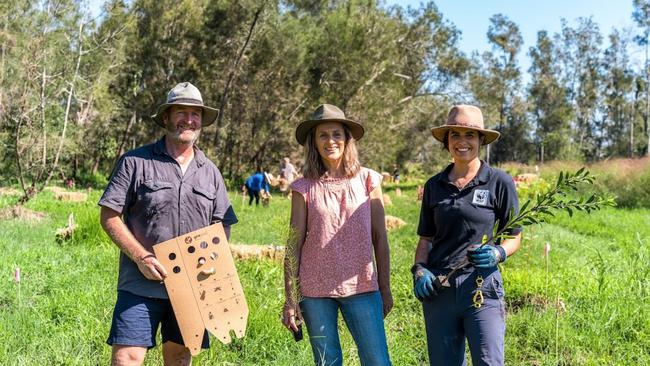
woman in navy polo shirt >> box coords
[412,105,522,366]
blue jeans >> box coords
[300,291,392,366]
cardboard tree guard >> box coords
[153,223,249,355]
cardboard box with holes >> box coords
[153,223,249,355]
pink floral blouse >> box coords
[290,167,383,298]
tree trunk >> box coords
[15,115,27,198]
[646,37,650,156]
[116,110,137,160]
[44,19,85,188]
[212,5,264,152]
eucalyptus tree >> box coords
[383,1,470,172]
[555,17,603,160]
[527,30,573,162]
[632,0,650,155]
[469,14,531,163]
[80,0,136,176]
[2,0,102,201]
[0,1,35,180]
[600,29,635,158]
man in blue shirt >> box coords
[99,82,237,365]
[244,170,270,206]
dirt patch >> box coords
[0,187,21,196]
[385,215,406,231]
[507,293,566,314]
[55,191,88,202]
[230,244,285,261]
[0,205,47,222]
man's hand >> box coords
[136,253,168,281]
[467,245,507,269]
[412,263,438,301]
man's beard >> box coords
[168,127,201,145]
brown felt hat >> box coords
[151,82,219,128]
[431,105,500,145]
[295,104,364,146]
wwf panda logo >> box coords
[472,190,489,206]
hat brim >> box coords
[152,103,220,128]
[295,118,365,146]
[430,125,500,145]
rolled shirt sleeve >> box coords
[417,178,436,238]
[98,155,134,214]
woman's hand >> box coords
[412,263,438,300]
[467,244,507,268]
[380,288,394,318]
[281,301,303,333]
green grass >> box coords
[0,187,648,365]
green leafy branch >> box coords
[438,168,617,285]
[486,167,617,245]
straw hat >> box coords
[431,105,500,145]
[151,82,219,128]
[295,104,364,145]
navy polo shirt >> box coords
[99,137,238,299]
[417,161,521,271]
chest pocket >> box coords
[138,180,174,218]
[191,185,216,216]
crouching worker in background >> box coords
[99,82,238,366]
[281,104,393,366]
[412,105,522,366]
[244,169,271,206]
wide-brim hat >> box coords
[430,104,500,145]
[151,82,219,128]
[295,104,364,145]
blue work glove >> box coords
[467,245,507,269]
[411,263,438,300]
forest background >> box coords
[2,1,650,364]
[3,0,650,197]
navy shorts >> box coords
[107,290,209,349]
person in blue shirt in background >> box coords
[245,168,270,206]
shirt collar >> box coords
[476,160,491,184]
[438,160,491,186]
[152,136,207,168]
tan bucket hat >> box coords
[430,105,500,145]
[151,82,219,128]
[295,104,364,145]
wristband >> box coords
[495,245,507,263]
[139,253,156,262]
[410,262,427,275]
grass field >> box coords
[0,186,649,365]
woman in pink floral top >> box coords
[281,104,393,366]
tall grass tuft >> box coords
[519,158,650,208]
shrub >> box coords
[518,158,650,208]
[588,158,650,208]
[76,172,109,189]
[515,177,552,202]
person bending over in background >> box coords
[281,104,393,366]
[98,82,238,366]
[412,105,522,366]
[244,169,270,206]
